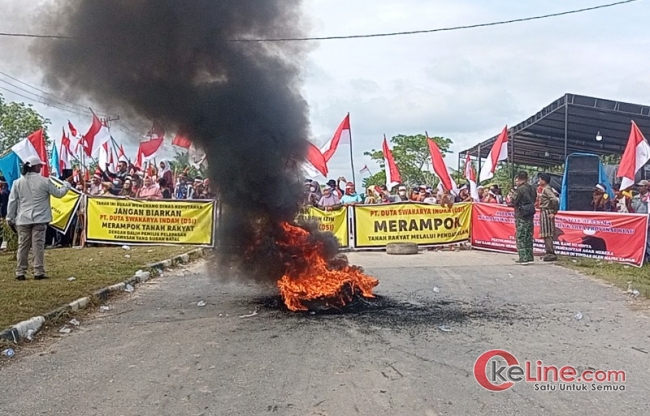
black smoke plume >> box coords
[33,0,319,282]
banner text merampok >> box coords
[86,197,215,246]
[353,203,472,248]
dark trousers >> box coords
[544,237,555,256]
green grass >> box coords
[559,257,650,298]
[0,246,192,330]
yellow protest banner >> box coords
[296,206,349,247]
[50,178,82,234]
[353,202,472,248]
[86,196,215,246]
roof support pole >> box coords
[510,129,515,185]
[564,95,569,163]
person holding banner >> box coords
[341,182,362,206]
[137,176,163,200]
[7,156,71,280]
[591,184,611,211]
[508,171,536,265]
[317,187,341,212]
[538,173,559,262]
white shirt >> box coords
[7,173,70,225]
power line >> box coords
[0,0,639,41]
[0,70,96,112]
[0,78,95,116]
[0,71,116,118]
[0,71,150,140]
[0,32,70,39]
[0,75,149,142]
[232,0,640,42]
[0,85,95,118]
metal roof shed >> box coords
[459,94,650,170]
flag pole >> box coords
[347,112,357,186]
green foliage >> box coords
[487,163,554,191]
[0,94,51,153]
[362,134,453,190]
[601,154,621,165]
[170,151,205,178]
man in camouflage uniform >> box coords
[509,171,537,265]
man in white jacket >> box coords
[7,155,70,280]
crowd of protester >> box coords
[590,180,649,214]
[303,175,650,216]
[303,176,508,210]
[0,158,217,251]
[75,158,215,200]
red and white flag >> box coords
[67,120,78,137]
[12,128,50,177]
[117,144,127,162]
[172,134,192,149]
[305,141,329,177]
[60,128,73,170]
[98,142,111,172]
[382,136,401,190]
[479,126,509,183]
[145,122,166,140]
[359,164,370,175]
[135,138,164,168]
[427,138,457,193]
[464,153,479,201]
[84,113,111,157]
[108,147,116,173]
[321,114,351,161]
[618,121,650,191]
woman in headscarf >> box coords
[305,180,322,206]
[364,186,381,204]
[158,160,173,192]
[483,189,497,204]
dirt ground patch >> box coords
[0,246,191,329]
[558,257,650,298]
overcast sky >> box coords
[1,0,648,185]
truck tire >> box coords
[386,242,419,255]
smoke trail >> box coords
[33,0,314,281]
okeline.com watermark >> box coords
[474,350,626,392]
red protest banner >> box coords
[471,203,649,267]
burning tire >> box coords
[386,242,419,255]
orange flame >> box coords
[276,222,378,311]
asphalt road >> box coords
[1,250,649,416]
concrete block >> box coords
[107,282,126,292]
[69,297,90,311]
[12,316,45,340]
